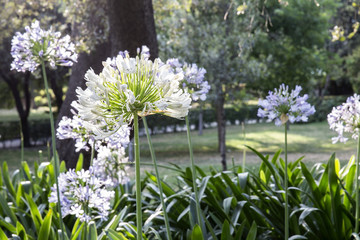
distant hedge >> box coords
[0,119,51,147]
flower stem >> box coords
[284,124,289,240]
[186,117,203,232]
[242,122,246,171]
[356,136,360,233]
[133,113,142,240]
[90,141,95,167]
[143,117,172,240]
[41,61,65,239]
[20,121,24,162]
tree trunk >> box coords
[108,0,158,58]
[57,0,158,169]
[1,72,31,147]
[50,73,63,110]
[56,41,111,169]
[215,87,227,170]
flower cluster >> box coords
[57,115,130,152]
[11,20,77,72]
[93,145,130,187]
[257,84,315,126]
[49,167,114,222]
[57,115,130,186]
[328,94,360,143]
[71,47,192,137]
[166,58,210,101]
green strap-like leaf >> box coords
[16,221,28,240]
[245,221,257,240]
[25,193,43,232]
[70,222,85,240]
[221,220,232,240]
[191,224,204,240]
[0,227,9,240]
[107,229,128,240]
[88,222,98,240]
[76,154,84,172]
[2,162,16,197]
[0,192,17,225]
[38,209,53,240]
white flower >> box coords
[72,48,192,138]
[257,84,316,126]
[10,20,77,72]
[328,94,360,143]
[49,167,114,222]
[166,58,210,101]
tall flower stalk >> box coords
[328,94,360,233]
[143,117,172,240]
[10,20,77,237]
[167,58,208,235]
[257,84,315,239]
[284,123,288,238]
[41,61,64,230]
[133,113,142,240]
[71,48,191,240]
[186,117,203,231]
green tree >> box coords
[251,0,337,94]
[0,0,70,147]
[155,0,265,170]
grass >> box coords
[0,121,355,178]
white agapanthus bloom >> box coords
[57,115,130,152]
[328,94,360,143]
[11,20,77,72]
[71,48,192,137]
[93,145,130,187]
[49,167,114,222]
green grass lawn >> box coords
[0,121,355,176]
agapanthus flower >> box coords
[71,48,191,137]
[93,145,130,187]
[56,115,130,152]
[166,58,210,101]
[257,84,315,126]
[328,94,360,143]
[10,20,77,72]
[49,167,114,222]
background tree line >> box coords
[1,0,360,169]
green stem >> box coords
[20,121,24,162]
[90,141,95,167]
[186,117,203,231]
[143,117,172,240]
[284,124,289,240]
[134,113,142,240]
[41,61,65,239]
[242,122,246,171]
[356,136,360,233]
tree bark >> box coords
[1,72,31,147]
[108,0,158,58]
[215,87,227,170]
[50,72,63,110]
[56,41,111,169]
[57,0,158,169]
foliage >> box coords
[155,0,264,102]
[250,0,337,94]
[1,145,360,239]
